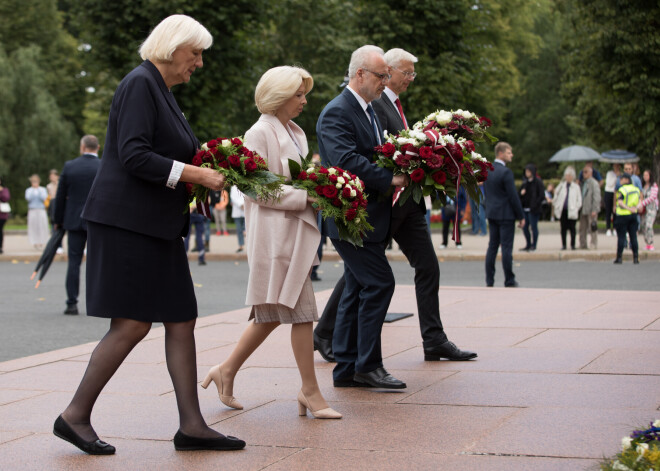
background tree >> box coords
[560,0,660,179]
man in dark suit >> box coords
[316,45,408,389]
[53,135,101,314]
[314,48,476,363]
[484,142,525,287]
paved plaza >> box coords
[0,225,659,470]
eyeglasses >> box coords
[393,68,417,79]
[362,68,391,82]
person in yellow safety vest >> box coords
[613,172,641,264]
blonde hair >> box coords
[254,66,313,115]
[139,15,212,62]
[494,141,511,156]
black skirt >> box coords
[85,221,197,322]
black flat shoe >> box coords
[333,376,369,388]
[53,415,115,455]
[424,341,478,361]
[313,333,335,362]
[173,430,246,451]
[354,367,406,389]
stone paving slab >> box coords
[0,285,658,470]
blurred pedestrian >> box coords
[519,163,545,251]
[638,169,658,251]
[52,135,101,315]
[440,187,466,249]
[552,166,582,250]
[46,169,59,225]
[210,188,229,235]
[603,163,620,236]
[230,185,245,252]
[184,202,207,265]
[613,172,640,264]
[0,176,10,254]
[470,183,487,235]
[25,174,49,248]
[578,165,601,250]
[543,183,554,221]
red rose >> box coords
[452,114,463,121]
[400,143,418,155]
[203,151,214,164]
[218,160,229,169]
[464,140,476,153]
[351,200,359,209]
[231,138,243,146]
[447,121,459,131]
[328,174,338,184]
[345,208,357,221]
[432,170,447,185]
[342,186,352,198]
[380,142,396,158]
[185,183,193,194]
[323,185,338,199]
[332,198,342,207]
[308,173,318,181]
[228,155,241,167]
[318,167,329,174]
[461,124,474,134]
[479,117,492,127]
[410,168,425,183]
[427,154,444,169]
[439,128,449,135]
[314,185,324,196]
[419,146,433,159]
[206,139,218,148]
[298,171,308,180]
[244,158,257,172]
[192,151,204,166]
[360,198,368,208]
[447,143,463,161]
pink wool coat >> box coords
[243,114,320,309]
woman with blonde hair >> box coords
[202,66,342,420]
[552,165,582,250]
[53,15,244,455]
[25,174,50,248]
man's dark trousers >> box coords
[330,238,395,381]
[316,197,448,349]
[66,229,87,307]
[485,218,516,286]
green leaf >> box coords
[288,158,302,179]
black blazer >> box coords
[53,154,100,231]
[316,88,394,243]
[484,161,524,221]
[82,61,197,239]
[371,93,405,136]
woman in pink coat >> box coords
[202,66,341,419]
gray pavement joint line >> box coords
[511,328,549,347]
[641,317,660,330]
[257,447,308,471]
[205,399,278,425]
[0,431,35,447]
[580,300,610,316]
[0,390,50,407]
[461,451,597,460]
[393,370,461,404]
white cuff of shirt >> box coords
[167,161,185,189]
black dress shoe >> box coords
[198,259,207,266]
[64,305,79,315]
[505,281,519,288]
[633,256,639,264]
[313,333,335,362]
[424,341,478,361]
[613,257,622,264]
[310,273,321,282]
[354,367,406,389]
[173,430,246,451]
[333,377,368,388]
[53,415,115,455]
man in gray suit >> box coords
[314,48,477,364]
[53,135,101,314]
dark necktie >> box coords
[367,104,381,145]
[394,98,408,129]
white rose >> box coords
[307,167,316,173]
[350,189,356,198]
[336,183,343,189]
[343,172,350,179]
[636,443,649,455]
[653,419,660,427]
[472,151,485,161]
[621,437,633,450]
[355,218,360,223]
[221,139,232,148]
[201,143,209,151]
[435,110,453,125]
[328,168,337,175]
[445,135,456,145]
[337,176,345,185]
[612,461,632,471]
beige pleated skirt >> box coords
[249,276,318,324]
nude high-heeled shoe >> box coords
[297,390,342,419]
[201,365,243,410]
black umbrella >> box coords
[30,227,65,288]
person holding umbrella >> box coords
[52,14,244,455]
[52,135,101,315]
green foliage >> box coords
[0,46,78,215]
[560,0,660,173]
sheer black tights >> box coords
[61,318,222,442]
